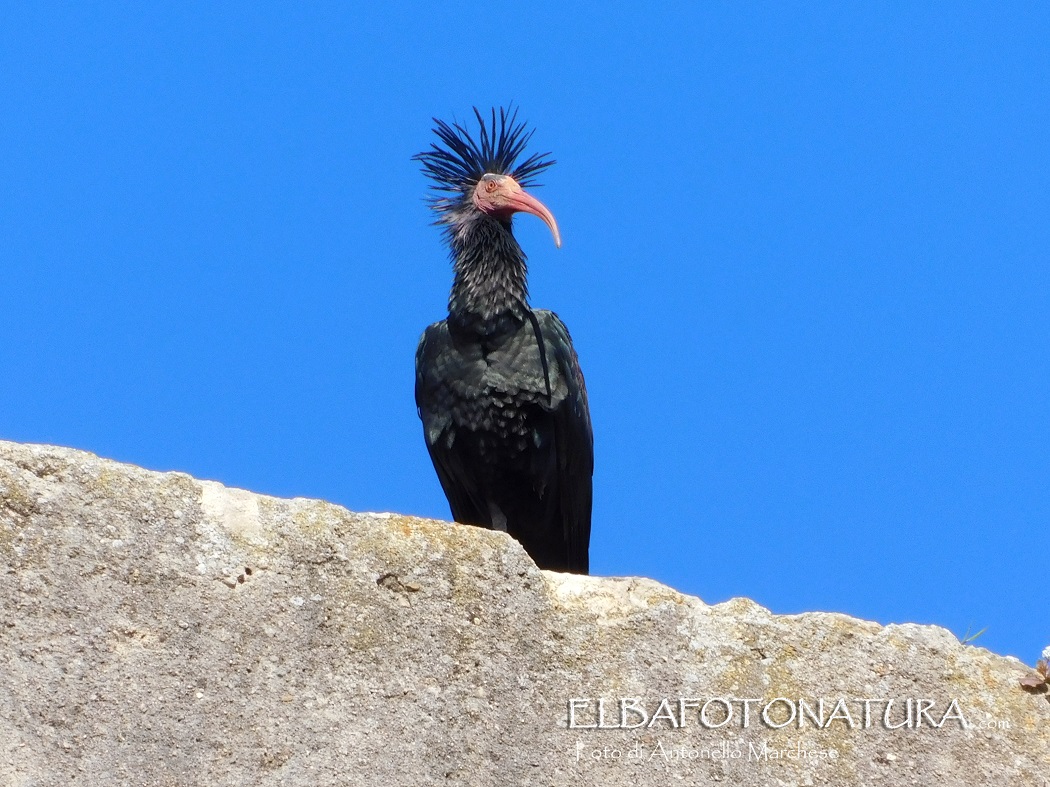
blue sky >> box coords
[2,4,1047,661]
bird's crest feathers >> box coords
[414,106,554,214]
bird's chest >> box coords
[437,333,550,437]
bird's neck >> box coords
[447,214,530,334]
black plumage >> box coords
[414,107,593,573]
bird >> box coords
[413,107,593,574]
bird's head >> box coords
[414,107,561,248]
[472,173,560,247]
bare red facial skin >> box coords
[473,174,561,248]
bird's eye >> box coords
[486,181,497,192]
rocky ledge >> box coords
[1,440,1047,786]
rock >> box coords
[1,439,1047,786]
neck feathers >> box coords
[446,213,529,333]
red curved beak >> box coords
[503,186,562,248]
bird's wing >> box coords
[536,310,594,573]
[415,322,487,525]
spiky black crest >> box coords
[414,106,555,212]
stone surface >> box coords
[1,439,1047,786]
